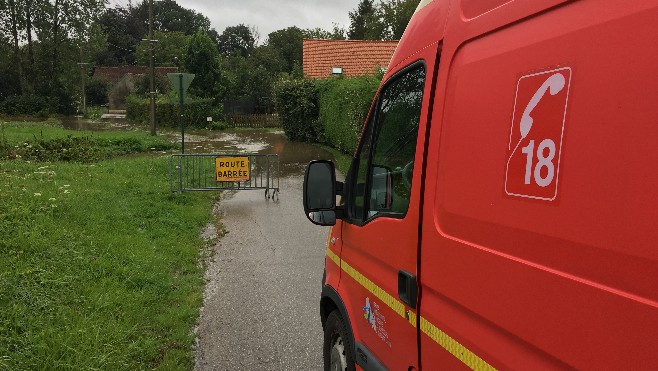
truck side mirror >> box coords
[303,160,342,226]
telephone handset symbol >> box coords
[519,73,566,138]
[505,67,571,200]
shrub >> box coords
[272,75,380,152]
[272,78,319,141]
[316,76,379,153]
[86,77,111,106]
[126,95,224,129]
[0,135,177,162]
[0,95,50,116]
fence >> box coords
[226,114,281,128]
[170,153,279,199]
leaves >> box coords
[348,0,421,40]
[273,78,320,142]
[273,76,380,148]
[217,24,256,58]
[135,30,190,66]
[184,29,223,103]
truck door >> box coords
[338,53,436,369]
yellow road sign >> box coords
[215,156,250,182]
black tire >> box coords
[323,310,356,371]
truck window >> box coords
[348,64,426,223]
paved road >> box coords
[194,155,332,369]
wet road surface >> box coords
[193,129,338,370]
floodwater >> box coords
[59,116,339,177]
[61,116,132,131]
[180,129,338,177]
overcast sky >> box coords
[174,0,356,42]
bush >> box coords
[126,95,224,129]
[86,77,110,106]
[272,78,319,141]
[272,76,380,153]
[316,76,379,153]
[48,82,77,115]
[0,95,50,116]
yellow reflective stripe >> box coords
[420,318,496,371]
[326,246,340,267]
[324,249,495,370]
[407,310,417,327]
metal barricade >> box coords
[170,153,279,199]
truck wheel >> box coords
[324,310,356,371]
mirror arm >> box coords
[335,181,344,196]
[335,207,345,219]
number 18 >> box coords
[521,139,556,187]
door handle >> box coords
[398,270,417,309]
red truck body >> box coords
[307,1,658,369]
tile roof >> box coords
[303,39,399,79]
[93,66,179,85]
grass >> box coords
[319,144,352,175]
[0,120,217,370]
[0,120,178,163]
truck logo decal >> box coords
[363,297,392,347]
[363,297,377,331]
[505,67,572,201]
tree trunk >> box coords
[24,0,35,93]
[9,0,24,95]
[51,0,60,88]
[25,0,34,68]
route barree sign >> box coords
[215,156,250,182]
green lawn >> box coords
[0,120,217,370]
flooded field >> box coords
[59,116,339,178]
[61,116,132,131]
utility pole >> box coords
[77,57,89,115]
[148,0,156,135]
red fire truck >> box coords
[304,0,658,369]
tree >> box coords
[0,0,107,113]
[379,0,420,39]
[96,1,218,66]
[347,0,419,40]
[266,26,304,74]
[0,0,25,93]
[135,30,190,66]
[0,38,21,102]
[303,25,346,41]
[97,6,142,65]
[85,76,110,105]
[348,0,381,40]
[132,0,212,36]
[184,29,223,104]
[217,24,255,57]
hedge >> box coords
[316,76,379,153]
[0,95,50,116]
[273,76,380,154]
[126,96,224,129]
[272,79,319,141]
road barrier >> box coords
[170,153,279,199]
